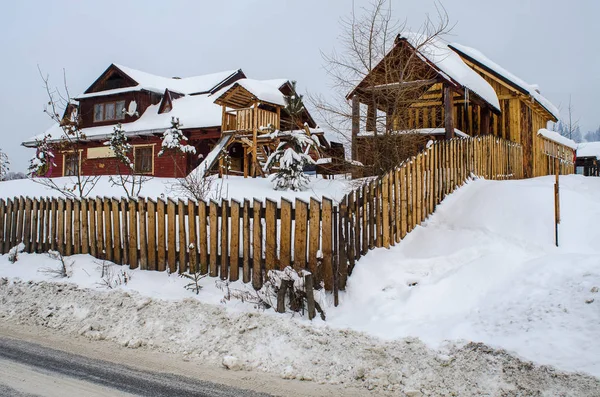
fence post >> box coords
[252,199,263,289]
[321,198,334,292]
[229,200,241,281]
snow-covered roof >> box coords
[577,142,600,158]
[235,79,287,106]
[75,64,240,99]
[537,129,578,150]
[358,128,468,138]
[25,93,223,145]
[398,33,500,112]
[449,44,560,120]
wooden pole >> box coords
[554,157,560,247]
[351,95,360,161]
[444,85,455,140]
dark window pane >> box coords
[116,101,126,119]
[105,103,116,120]
[64,153,79,176]
[134,147,153,174]
[94,104,104,122]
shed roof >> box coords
[449,44,560,120]
[577,142,600,158]
[214,78,288,108]
[398,33,500,112]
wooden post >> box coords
[351,95,360,161]
[294,199,309,272]
[280,199,292,270]
[242,199,251,283]
[252,199,263,289]
[128,199,138,269]
[198,200,208,274]
[157,199,166,271]
[178,199,187,274]
[252,101,258,177]
[308,198,321,281]
[322,198,334,291]
[305,273,316,320]
[209,200,218,277]
[265,199,277,273]
[138,199,148,270]
[444,85,455,140]
[229,200,241,281]
[554,158,560,247]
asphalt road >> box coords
[0,337,272,397]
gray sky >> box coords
[1,0,597,173]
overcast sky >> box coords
[1,0,597,172]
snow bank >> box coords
[329,175,600,377]
[1,277,599,395]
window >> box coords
[134,146,153,174]
[94,103,104,122]
[93,100,127,122]
[64,152,79,176]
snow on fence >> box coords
[0,135,524,302]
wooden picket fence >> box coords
[0,135,522,302]
[335,135,524,273]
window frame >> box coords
[133,144,154,175]
[93,100,127,123]
[63,151,81,177]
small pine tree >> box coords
[105,123,132,168]
[0,148,10,181]
[263,132,316,191]
[284,81,304,130]
[105,124,149,199]
[158,117,196,156]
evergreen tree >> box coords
[264,132,316,191]
[284,81,304,130]
[105,123,133,169]
[0,148,9,181]
[158,117,196,156]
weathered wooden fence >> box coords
[0,135,523,301]
[335,135,524,274]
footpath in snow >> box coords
[1,175,600,396]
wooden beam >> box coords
[351,95,360,161]
[366,103,376,133]
[481,107,491,135]
[444,85,455,139]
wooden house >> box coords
[349,33,575,177]
[23,64,327,179]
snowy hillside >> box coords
[330,175,600,376]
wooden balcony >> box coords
[223,107,279,134]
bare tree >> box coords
[29,67,100,198]
[310,0,453,175]
[105,123,152,199]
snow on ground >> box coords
[329,174,600,377]
[0,174,352,204]
[1,175,600,395]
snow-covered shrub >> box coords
[158,117,196,157]
[97,260,131,289]
[40,250,72,278]
[7,243,25,263]
[263,132,317,191]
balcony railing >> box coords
[224,108,279,133]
